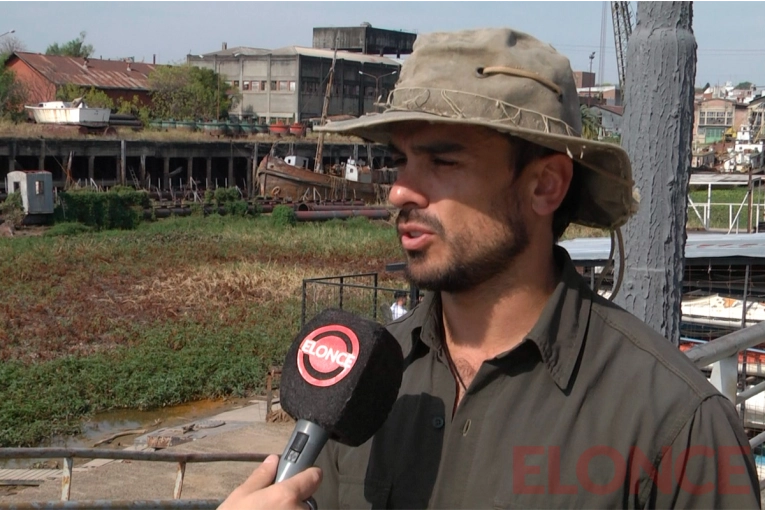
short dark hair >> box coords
[394,290,407,299]
[510,137,580,242]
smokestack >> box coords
[222,42,227,50]
[153,54,156,64]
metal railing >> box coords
[685,321,765,490]
[301,272,403,327]
[0,448,268,509]
[687,200,763,233]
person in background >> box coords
[389,290,408,320]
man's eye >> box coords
[392,157,407,167]
[433,158,456,166]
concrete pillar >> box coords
[38,139,45,170]
[120,140,127,185]
[206,157,212,189]
[614,2,697,345]
[163,157,170,191]
[139,155,146,186]
[88,156,95,182]
[9,141,16,173]
[228,156,234,188]
[187,157,193,188]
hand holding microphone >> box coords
[219,309,404,509]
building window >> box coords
[234,80,240,88]
[289,81,296,92]
[270,81,277,91]
[259,81,267,91]
[35,181,44,195]
[278,80,289,91]
[243,81,250,91]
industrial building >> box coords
[188,25,411,124]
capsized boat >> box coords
[25,98,111,127]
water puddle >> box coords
[2,397,252,469]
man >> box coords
[390,290,408,320]
[220,28,759,508]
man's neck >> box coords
[440,247,560,361]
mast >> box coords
[314,32,339,173]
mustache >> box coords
[396,209,445,236]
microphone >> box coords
[275,308,404,483]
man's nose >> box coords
[388,168,428,209]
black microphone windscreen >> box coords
[280,309,404,447]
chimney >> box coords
[153,54,156,65]
[127,63,132,72]
[222,42,227,50]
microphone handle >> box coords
[275,419,330,483]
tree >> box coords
[0,35,25,58]
[0,67,28,121]
[45,31,94,58]
[580,104,602,140]
[55,84,114,109]
[735,81,753,90]
[148,64,239,121]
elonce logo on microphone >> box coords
[297,324,360,387]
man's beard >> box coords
[399,191,530,294]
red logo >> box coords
[297,324,360,387]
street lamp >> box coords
[0,29,15,39]
[358,70,398,112]
[588,52,596,103]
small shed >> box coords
[5,171,54,215]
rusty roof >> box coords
[9,52,157,91]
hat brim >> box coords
[316,111,636,229]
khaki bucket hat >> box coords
[316,28,638,229]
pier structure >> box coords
[0,138,390,197]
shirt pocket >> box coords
[338,475,391,510]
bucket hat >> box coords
[316,28,638,229]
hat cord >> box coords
[593,227,625,301]
[479,66,563,98]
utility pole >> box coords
[314,32,338,173]
[588,52,595,104]
[614,2,697,345]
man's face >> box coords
[389,122,530,293]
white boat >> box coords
[25,98,110,127]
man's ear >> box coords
[528,154,573,217]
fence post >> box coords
[373,273,379,320]
[174,461,186,499]
[339,277,344,309]
[61,456,73,501]
[301,280,307,327]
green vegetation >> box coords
[57,187,151,230]
[148,64,239,121]
[0,191,24,228]
[45,31,94,58]
[271,204,297,227]
[56,84,115,110]
[0,62,27,122]
[0,214,402,446]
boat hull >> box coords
[25,103,111,127]
[257,156,390,204]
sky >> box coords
[2,1,764,88]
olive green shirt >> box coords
[314,247,760,508]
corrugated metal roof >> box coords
[11,52,156,91]
[560,233,765,263]
[690,173,764,186]
[197,46,401,66]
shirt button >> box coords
[462,419,472,436]
[432,416,445,429]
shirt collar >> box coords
[408,246,592,391]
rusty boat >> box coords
[256,154,396,204]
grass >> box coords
[687,187,765,230]
[0,215,402,446]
